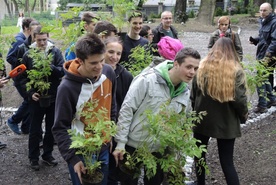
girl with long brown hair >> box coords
[191,37,248,185]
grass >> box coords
[1,26,19,35]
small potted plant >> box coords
[68,99,117,185]
[118,103,208,184]
[26,48,53,107]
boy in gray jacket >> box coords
[113,47,201,185]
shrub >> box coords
[215,7,224,16]
[188,10,195,18]
[175,10,188,23]
[247,0,258,17]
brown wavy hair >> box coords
[197,37,245,102]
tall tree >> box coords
[136,0,144,10]
[25,0,31,17]
[196,0,216,25]
[174,0,187,23]
[244,0,249,7]
[254,0,271,5]
[40,0,44,12]
[32,0,37,11]
[3,0,13,18]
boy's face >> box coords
[35,34,48,50]
[84,21,97,33]
[79,54,105,79]
[129,17,143,35]
[161,12,173,28]
[175,57,199,83]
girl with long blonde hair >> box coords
[191,37,248,185]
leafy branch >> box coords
[26,48,53,96]
[68,99,117,176]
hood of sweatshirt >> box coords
[155,60,187,98]
[63,59,101,84]
[30,41,54,54]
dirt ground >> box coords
[0,16,276,185]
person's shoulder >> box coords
[102,64,116,78]
[211,29,219,35]
[15,32,25,42]
[170,25,178,32]
[51,45,63,54]
[116,64,133,77]
[140,37,149,44]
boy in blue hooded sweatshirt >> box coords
[113,47,201,185]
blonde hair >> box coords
[197,37,245,103]
[218,16,230,24]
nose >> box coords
[114,54,120,61]
[110,53,118,61]
[95,62,103,69]
[190,68,196,75]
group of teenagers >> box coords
[1,2,276,185]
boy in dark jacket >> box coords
[21,26,65,170]
[6,17,34,135]
[6,20,40,135]
[52,33,117,185]
[152,11,178,56]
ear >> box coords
[83,23,88,30]
[173,60,179,68]
[76,58,84,65]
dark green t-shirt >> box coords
[161,28,174,38]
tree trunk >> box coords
[174,0,187,23]
[244,0,249,7]
[3,0,13,18]
[196,0,216,25]
[12,0,20,12]
[25,0,31,17]
[32,0,37,11]
[40,0,44,12]
[137,0,144,10]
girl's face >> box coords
[105,42,123,69]
[218,20,230,33]
[146,29,154,43]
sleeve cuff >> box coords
[68,156,81,167]
[115,142,126,150]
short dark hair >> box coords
[174,47,201,65]
[93,21,117,36]
[75,33,105,61]
[139,25,151,37]
[81,12,99,24]
[128,11,143,22]
[103,36,123,47]
[22,18,34,31]
[33,25,49,37]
